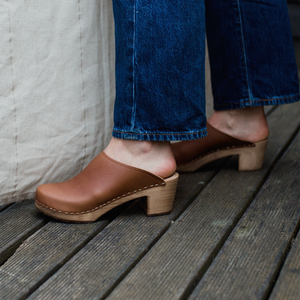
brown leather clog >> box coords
[172,123,268,172]
[35,152,179,223]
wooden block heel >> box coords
[140,172,179,216]
[238,139,268,171]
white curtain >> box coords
[0,1,213,205]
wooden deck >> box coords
[0,101,300,300]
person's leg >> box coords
[206,0,299,140]
[105,138,176,178]
[172,0,300,171]
[112,0,206,142]
[106,0,207,178]
[34,0,208,222]
[208,107,269,143]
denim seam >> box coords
[113,129,206,136]
[236,0,252,104]
[130,0,137,131]
[215,93,300,106]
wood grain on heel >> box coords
[239,139,268,171]
[140,172,179,216]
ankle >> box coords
[104,137,176,178]
[208,107,269,142]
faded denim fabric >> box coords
[206,0,300,110]
[112,0,300,141]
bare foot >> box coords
[208,106,269,143]
[104,137,176,178]
[171,106,269,167]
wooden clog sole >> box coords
[177,139,268,172]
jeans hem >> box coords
[214,93,300,110]
[112,129,207,141]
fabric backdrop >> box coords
[0,0,213,205]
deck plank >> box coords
[269,227,300,299]
[27,165,223,300]
[0,217,113,300]
[0,200,47,265]
[103,102,300,300]
[29,102,300,300]
[189,129,300,300]
[0,204,12,213]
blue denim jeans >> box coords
[112,0,300,141]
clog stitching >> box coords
[35,182,166,215]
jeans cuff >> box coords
[112,129,207,141]
[214,93,300,111]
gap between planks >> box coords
[269,217,300,300]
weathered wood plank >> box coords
[102,102,300,300]
[189,129,300,300]
[0,200,47,265]
[28,163,224,300]
[0,204,13,213]
[0,214,116,300]
[269,228,300,299]
[29,103,299,300]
